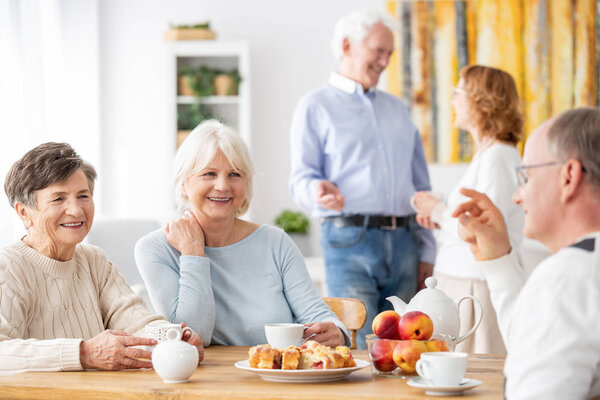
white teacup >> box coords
[416,352,468,386]
[264,323,304,348]
[144,323,193,350]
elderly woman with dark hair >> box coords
[412,65,525,354]
[0,142,203,374]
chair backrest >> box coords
[85,219,160,311]
[86,218,160,286]
[323,297,367,349]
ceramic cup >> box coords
[416,352,468,386]
[264,323,304,348]
[144,323,193,350]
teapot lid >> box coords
[154,328,196,352]
[411,277,452,304]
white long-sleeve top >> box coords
[478,232,600,399]
[434,143,524,279]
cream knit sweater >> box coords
[0,241,164,373]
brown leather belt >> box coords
[324,214,414,230]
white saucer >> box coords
[407,377,482,396]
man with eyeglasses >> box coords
[453,107,600,399]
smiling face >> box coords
[18,169,94,261]
[183,149,247,222]
[339,22,394,90]
[512,122,561,245]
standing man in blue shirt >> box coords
[289,10,435,349]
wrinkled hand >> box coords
[417,261,433,291]
[180,322,204,364]
[412,191,441,216]
[303,322,344,347]
[164,212,205,256]
[80,330,157,370]
[315,180,345,211]
[416,213,440,230]
[451,188,511,261]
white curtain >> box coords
[0,0,100,247]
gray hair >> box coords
[4,142,96,208]
[331,10,397,61]
[546,107,600,194]
[173,120,254,215]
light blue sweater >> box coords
[135,224,348,346]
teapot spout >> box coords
[386,296,407,315]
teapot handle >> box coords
[455,295,483,345]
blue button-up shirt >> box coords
[289,72,435,263]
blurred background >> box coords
[1,0,598,262]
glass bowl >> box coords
[365,333,454,378]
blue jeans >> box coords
[321,219,420,349]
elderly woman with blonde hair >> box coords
[412,65,525,354]
[0,142,203,374]
[135,120,348,347]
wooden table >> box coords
[0,346,505,399]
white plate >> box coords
[407,377,482,396]
[234,359,370,383]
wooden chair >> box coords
[323,297,367,349]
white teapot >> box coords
[152,327,199,383]
[386,277,483,344]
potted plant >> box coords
[178,66,217,97]
[214,68,241,96]
[165,22,216,41]
[275,210,312,256]
[177,104,216,147]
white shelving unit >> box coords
[167,40,251,150]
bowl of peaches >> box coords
[367,310,454,378]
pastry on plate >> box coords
[249,341,354,370]
[248,344,281,369]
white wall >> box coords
[0,0,101,247]
[98,0,387,230]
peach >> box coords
[397,311,434,340]
[372,310,401,339]
[369,340,397,372]
[392,340,427,373]
[425,339,449,352]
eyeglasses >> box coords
[452,87,467,96]
[515,161,562,186]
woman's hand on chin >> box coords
[164,212,206,256]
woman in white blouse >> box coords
[412,65,524,354]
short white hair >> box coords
[173,120,254,215]
[331,10,397,61]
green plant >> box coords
[177,104,215,130]
[171,22,211,29]
[224,68,241,95]
[179,66,217,97]
[275,210,309,234]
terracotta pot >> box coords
[214,74,235,96]
[178,76,194,96]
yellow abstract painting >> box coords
[386,0,598,162]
